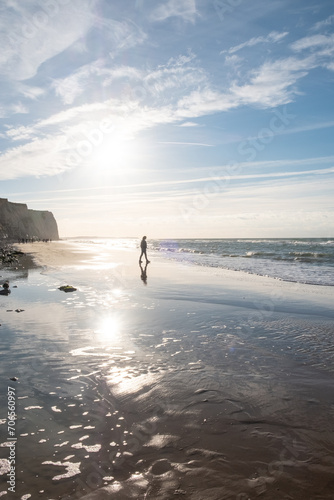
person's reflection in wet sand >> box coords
[139,262,149,285]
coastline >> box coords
[14,239,334,315]
[1,240,333,499]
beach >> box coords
[0,239,334,499]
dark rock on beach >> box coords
[0,245,36,271]
[58,285,77,292]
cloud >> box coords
[178,121,199,127]
[312,14,334,31]
[291,33,334,52]
[224,31,289,54]
[51,60,106,105]
[0,0,97,80]
[290,33,334,71]
[101,66,143,86]
[175,89,226,117]
[5,97,139,141]
[14,155,334,198]
[52,52,207,106]
[150,0,198,23]
[0,134,72,180]
[0,97,177,180]
[176,56,312,116]
[224,54,242,66]
[230,55,315,107]
[52,61,144,105]
[276,120,334,136]
[11,102,29,114]
[17,84,46,100]
[186,31,334,115]
[143,53,208,100]
[93,17,147,58]
[159,141,213,147]
[128,165,334,187]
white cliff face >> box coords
[0,198,59,241]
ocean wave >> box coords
[290,251,329,258]
[245,251,276,258]
[236,239,280,243]
[179,248,205,254]
[148,238,334,286]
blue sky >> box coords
[1,0,334,238]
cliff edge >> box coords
[0,198,59,241]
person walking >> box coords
[139,236,150,264]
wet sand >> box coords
[1,240,334,499]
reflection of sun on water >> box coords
[96,316,121,343]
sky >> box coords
[0,0,334,238]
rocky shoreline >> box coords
[0,246,23,266]
[0,244,36,272]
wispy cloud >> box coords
[16,84,46,100]
[180,37,332,114]
[176,88,234,118]
[230,55,315,107]
[291,33,334,52]
[0,97,178,180]
[14,168,334,212]
[0,134,72,181]
[290,33,334,72]
[51,52,206,106]
[159,141,213,147]
[93,17,147,58]
[13,169,334,235]
[143,53,208,101]
[176,57,307,115]
[51,60,107,105]
[150,0,198,23]
[178,121,199,127]
[10,102,29,114]
[0,0,97,81]
[223,31,289,55]
[312,14,334,31]
[275,120,334,136]
[126,166,334,187]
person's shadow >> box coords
[139,262,149,285]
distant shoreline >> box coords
[13,239,334,310]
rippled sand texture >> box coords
[0,240,333,499]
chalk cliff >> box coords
[0,198,59,241]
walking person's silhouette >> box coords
[139,236,150,264]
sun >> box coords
[93,134,140,172]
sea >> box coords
[77,237,334,287]
[150,237,334,286]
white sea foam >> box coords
[148,237,334,286]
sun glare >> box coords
[93,135,140,172]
